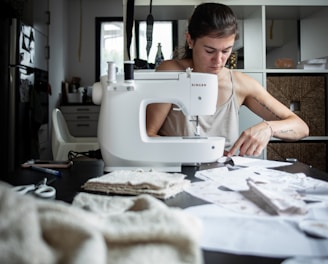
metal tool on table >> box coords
[92,62,225,172]
[12,178,56,199]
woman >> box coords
[146,2,309,157]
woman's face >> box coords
[186,33,235,74]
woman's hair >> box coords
[174,2,238,59]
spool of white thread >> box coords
[107,61,117,83]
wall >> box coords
[266,20,299,68]
[49,0,68,111]
[300,7,328,61]
[66,0,122,87]
[49,0,122,105]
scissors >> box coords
[12,178,56,199]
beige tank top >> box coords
[158,70,239,150]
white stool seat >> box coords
[51,108,99,161]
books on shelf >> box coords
[297,57,327,69]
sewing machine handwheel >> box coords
[92,82,103,105]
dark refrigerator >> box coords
[1,2,49,177]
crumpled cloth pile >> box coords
[82,170,190,199]
[0,182,203,264]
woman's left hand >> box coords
[226,122,272,157]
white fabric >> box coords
[0,182,203,264]
[82,170,190,199]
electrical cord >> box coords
[68,149,102,161]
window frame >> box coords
[134,19,178,61]
[95,17,178,81]
[95,16,123,82]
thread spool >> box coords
[107,61,117,83]
[124,61,134,81]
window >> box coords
[135,20,177,65]
[96,18,177,81]
[95,17,124,81]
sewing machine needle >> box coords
[195,116,200,136]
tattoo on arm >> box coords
[252,96,281,120]
[277,129,295,136]
[249,97,297,137]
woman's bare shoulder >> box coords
[232,70,264,92]
[231,70,267,104]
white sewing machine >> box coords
[92,63,225,172]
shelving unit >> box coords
[131,0,328,170]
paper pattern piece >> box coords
[247,179,307,215]
[192,165,328,212]
[183,157,328,257]
[185,204,328,258]
[217,156,292,168]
